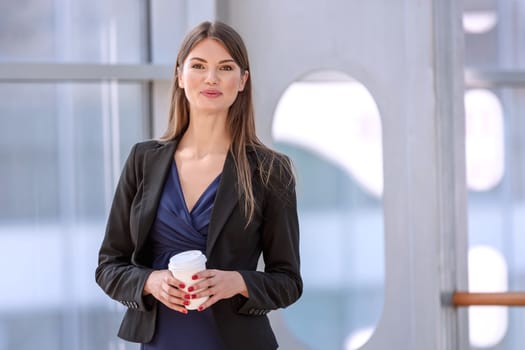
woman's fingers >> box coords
[162,273,185,296]
[187,271,213,292]
[147,270,188,314]
[188,270,248,311]
[162,291,189,314]
[194,293,220,312]
[165,272,187,290]
[144,269,248,313]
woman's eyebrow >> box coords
[189,57,236,64]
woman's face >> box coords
[178,38,249,116]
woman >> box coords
[95,21,302,350]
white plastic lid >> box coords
[168,250,207,270]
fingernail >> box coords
[183,300,190,306]
[188,286,194,292]
[182,309,188,314]
[198,306,204,311]
[184,294,191,299]
[179,283,185,289]
[192,275,198,280]
[191,294,197,299]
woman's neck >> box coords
[178,112,231,158]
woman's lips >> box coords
[201,89,222,98]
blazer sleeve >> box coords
[95,143,155,312]
[237,156,302,315]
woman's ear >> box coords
[177,67,184,88]
[239,70,249,92]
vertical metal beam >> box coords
[362,0,468,348]
[432,0,469,349]
[144,0,154,139]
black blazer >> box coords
[95,139,302,350]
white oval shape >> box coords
[468,245,508,348]
[463,11,498,34]
[273,75,383,197]
[344,326,375,350]
[464,89,504,192]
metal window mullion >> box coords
[465,69,525,88]
[0,63,173,82]
[144,0,155,139]
[3,64,525,87]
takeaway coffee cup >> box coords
[168,250,208,310]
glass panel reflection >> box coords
[0,83,147,350]
[0,0,145,63]
[466,86,525,350]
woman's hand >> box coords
[143,270,189,314]
[188,270,249,311]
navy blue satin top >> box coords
[142,161,224,350]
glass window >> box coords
[272,71,384,350]
[463,0,525,70]
[0,0,146,63]
[464,0,525,348]
[0,82,147,350]
[465,89,504,192]
[151,0,187,64]
[465,86,525,350]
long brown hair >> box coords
[160,21,292,222]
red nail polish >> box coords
[179,283,185,289]
[182,309,188,314]
[188,286,194,292]
[183,300,190,306]
[184,294,190,299]
[198,306,204,311]
[192,275,198,280]
[191,294,197,299]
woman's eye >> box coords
[220,65,233,71]
[191,63,204,69]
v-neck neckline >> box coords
[171,161,222,215]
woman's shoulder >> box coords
[248,144,295,186]
[248,144,291,164]
[129,139,175,156]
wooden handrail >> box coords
[453,292,525,307]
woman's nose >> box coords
[205,69,218,85]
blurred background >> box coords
[1,0,524,349]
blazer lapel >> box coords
[206,151,239,257]
[136,140,177,251]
